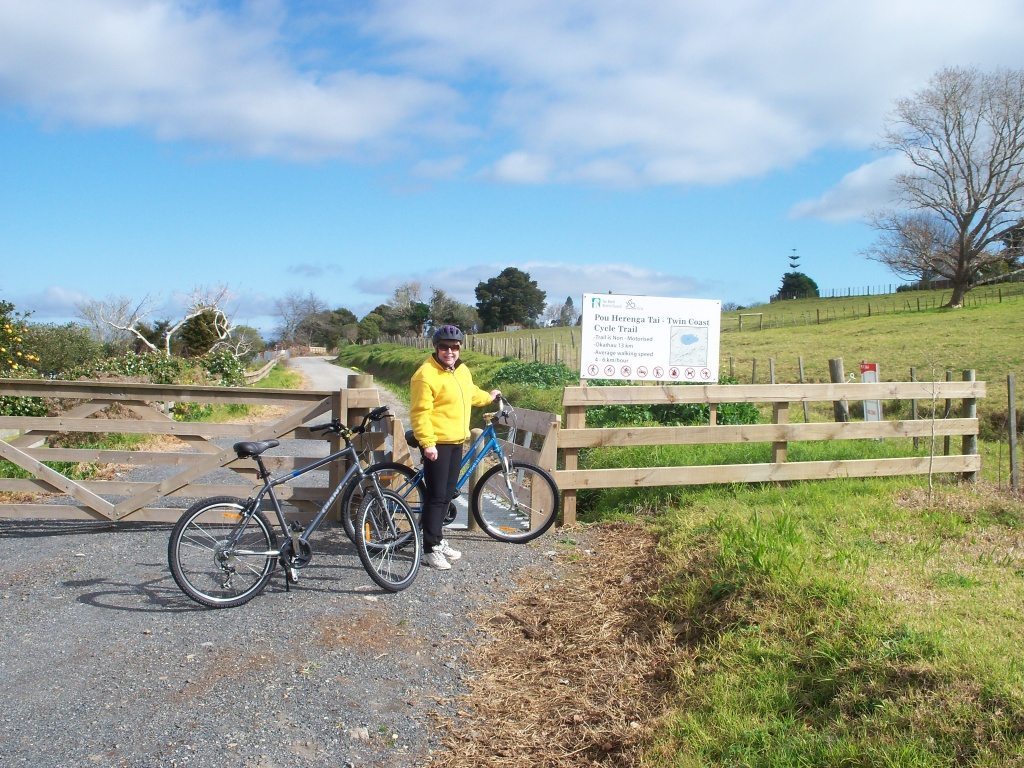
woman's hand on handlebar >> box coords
[490,389,502,402]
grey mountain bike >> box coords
[338,395,559,544]
[168,406,420,608]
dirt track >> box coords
[0,356,567,767]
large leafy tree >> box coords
[772,272,819,301]
[428,288,478,333]
[865,67,1024,307]
[300,307,358,348]
[474,267,546,331]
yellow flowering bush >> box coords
[0,299,46,417]
[1,300,40,375]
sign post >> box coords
[859,361,882,421]
[580,293,721,382]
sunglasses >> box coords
[437,344,461,352]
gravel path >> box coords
[0,359,573,767]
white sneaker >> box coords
[437,539,462,561]
[423,550,451,570]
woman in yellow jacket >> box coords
[410,324,500,569]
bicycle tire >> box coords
[355,489,421,592]
[168,496,278,609]
[339,462,424,541]
[470,461,559,543]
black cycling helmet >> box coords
[432,324,465,346]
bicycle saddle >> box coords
[405,430,420,450]
[233,440,281,458]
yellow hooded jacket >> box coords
[410,354,493,448]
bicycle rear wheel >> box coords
[340,462,424,541]
[470,461,559,543]
[355,489,421,592]
[168,496,278,609]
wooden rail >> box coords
[557,377,985,525]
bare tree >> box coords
[77,286,239,356]
[77,296,146,349]
[864,212,956,283]
[866,67,1024,307]
[273,291,326,345]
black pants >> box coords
[421,442,462,551]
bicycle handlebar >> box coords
[308,405,391,435]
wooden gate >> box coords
[0,379,388,522]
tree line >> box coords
[0,266,581,379]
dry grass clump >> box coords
[432,523,682,768]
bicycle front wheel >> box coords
[355,489,421,592]
[168,496,279,609]
[339,462,424,542]
[470,461,559,543]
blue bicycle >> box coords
[339,396,559,544]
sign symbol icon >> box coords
[685,368,695,379]
[604,365,615,376]
[637,366,648,378]
[669,367,679,378]
[653,367,664,378]
[621,366,631,377]
[587,364,599,376]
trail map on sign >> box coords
[669,326,709,366]
[580,293,721,382]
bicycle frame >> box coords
[452,420,511,493]
[249,443,370,551]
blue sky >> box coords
[3,0,1024,334]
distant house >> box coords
[502,323,524,332]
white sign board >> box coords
[580,293,721,382]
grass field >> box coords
[339,287,1024,766]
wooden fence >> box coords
[0,376,987,526]
[556,377,984,525]
[0,378,391,522]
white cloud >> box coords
[490,152,551,183]
[2,0,1023,184]
[369,0,1024,185]
[14,285,91,320]
[789,154,912,221]
[0,0,460,160]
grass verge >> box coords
[439,476,1024,767]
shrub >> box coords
[490,361,580,389]
[586,376,761,427]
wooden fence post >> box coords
[798,356,809,422]
[961,370,977,483]
[772,401,789,463]
[943,370,953,456]
[910,367,919,449]
[829,358,849,422]
[1010,374,1019,491]
[561,384,586,526]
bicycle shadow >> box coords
[63,554,395,613]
